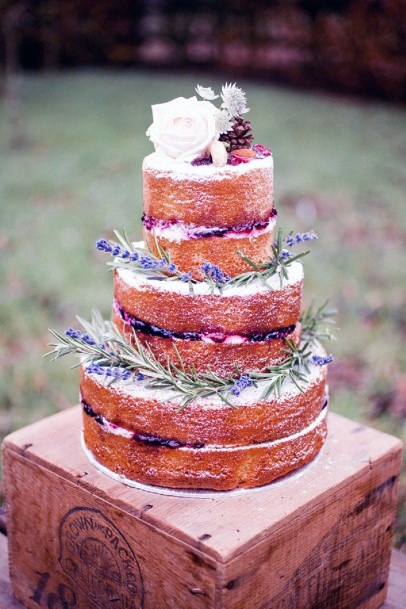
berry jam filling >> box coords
[142,208,277,240]
[83,400,104,425]
[82,399,204,449]
[132,432,204,450]
[115,301,295,344]
[83,398,326,449]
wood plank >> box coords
[3,407,402,563]
[0,533,405,609]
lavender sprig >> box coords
[97,230,199,296]
[97,231,176,275]
[201,262,230,294]
[86,362,134,381]
[285,230,318,247]
[312,354,333,366]
[231,375,254,396]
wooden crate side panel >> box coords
[3,447,218,609]
[220,446,402,609]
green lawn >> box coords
[1,70,405,542]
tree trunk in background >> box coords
[3,2,29,150]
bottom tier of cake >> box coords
[83,406,327,491]
[80,359,328,491]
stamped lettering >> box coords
[30,573,77,608]
[59,507,144,609]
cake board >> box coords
[2,407,402,609]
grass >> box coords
[0,70,405,542]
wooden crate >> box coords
[2,408,402,609]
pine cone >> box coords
[219,117,254,151]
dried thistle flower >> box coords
[221,83,250,117]
[215,109,235,135]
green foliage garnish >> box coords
[46,304,335,409]
[300,300,337,344]
[229,228,310,289]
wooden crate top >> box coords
[3,407,402,565]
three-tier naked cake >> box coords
[50,84,334,491]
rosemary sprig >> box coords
[46,305,333,409]
[46,311,239,409]
[229,227,311,289]
[301,300,337,345]
[249,340,312,400]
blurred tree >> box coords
[2,1,30,150]
[0,0,404,101]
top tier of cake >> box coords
[142,87,276,279]
[143,153,275,279]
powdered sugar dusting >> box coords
[143,152,273,181]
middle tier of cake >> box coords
[113,261,303,376]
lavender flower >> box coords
[86,363,132,380]
[285,231,318,248]
[181,272,192,282]
[231,375,254,396]
[65,328,81,339]
[96,239,132,261]
[140,255,162,270]
[81,334,96,345]
[201,262,230,284]
[311,354,333,366]
[167,262,177,274]
[65,328,95,345]
[280,249,291,261]
[86,363,105,375]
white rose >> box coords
[146,96,217,161]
